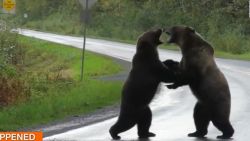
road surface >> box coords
[20,29,250,141]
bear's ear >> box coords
[186,26,195,33]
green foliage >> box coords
[211,29,249,54]
[0,79,122,130]
[15,0,250,55]
[0,32,18,66]
[0,31,30,106]
[91,0,250,55]
[17,36,121,97]
[0,36,122,130]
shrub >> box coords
[211,29,249,54]
[0,76,31,106]
[0,31,30,106]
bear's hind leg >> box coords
[188,103,210,138]
[211,103,234,139]
[212,119,234,139]
[109,116,136,140]
[137,106,156,138]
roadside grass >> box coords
[214,51,250,61]
[87,35,137,45]
[160,44,250,61]
[0,79,121,130]
[19,36,121,78]
[159,44,180,51]
[0,36,122,131]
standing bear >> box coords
[109,29,176,140]
[164,26,234,139]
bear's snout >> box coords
[162,28,175,43]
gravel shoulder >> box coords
[21,56,131,137]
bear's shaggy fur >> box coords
[109,29,176,140]
[165,26,234,139]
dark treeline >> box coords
[13,0,250,54]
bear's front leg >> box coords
[162,59,180,69]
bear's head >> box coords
[164,26,214,54]
[137,29,163,48]
[164,26,195,47]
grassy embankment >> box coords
[0,36,122,131]
[160,45,250,61]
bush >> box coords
[211,29,249,54]
[0,32,18,64]
[0,76,30,106]
[0,31,30,106]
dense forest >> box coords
[7,0,250,54]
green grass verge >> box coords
[87,35,137,45]
[20,36,121,78]
[0,36,123,131]
[161,44,250,61]
[0,80,122,130]
[215,51,250,61]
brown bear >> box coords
[109,29,176,140]
[164,26,234,139]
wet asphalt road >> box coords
[20,29,250,141]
